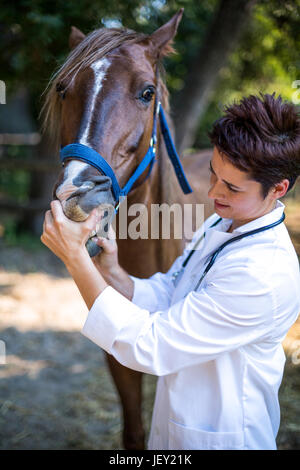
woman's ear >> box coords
[148,8,184,59]
[272,179,290,199]
[69,26,86,50]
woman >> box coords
[41,93,300,450]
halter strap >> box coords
[158,105,193,195]
[60,104,193,208]
[60,143,122,200]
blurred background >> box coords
[0,0,299,450]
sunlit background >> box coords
[0,0,299,450]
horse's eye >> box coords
[56,82,66,99]
[141,87,155,103]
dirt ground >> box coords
[0,194,300,450]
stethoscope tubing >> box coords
[172,212,286,291]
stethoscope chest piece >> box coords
[171,268,185,287]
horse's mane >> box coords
[40,27,171,147]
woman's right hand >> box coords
[92,224,134,301]
[92,225,119,277]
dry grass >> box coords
[0,245,157,449]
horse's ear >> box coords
[148,8,184,58]
[69,26,86,50]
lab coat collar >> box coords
[228,200,285,234]
[196,220,234,263]
[197,200,285,263]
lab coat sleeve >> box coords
[129,253,182,312]
[81,261,282,376]
[129,219,214,312]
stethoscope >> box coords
[171,212,286,291]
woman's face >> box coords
[208,147,277,227]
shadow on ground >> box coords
[0,326,157,450]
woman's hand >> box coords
[92,225,134,300]
[92,225,119,277]
[41,200,98,266]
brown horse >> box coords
[42,9,213,449]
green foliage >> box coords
[0,214,42,250]
[0,146,32,201]
[0,168,30,202]
[0,0,299,144]
[195,0,300,148]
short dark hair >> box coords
[209,93,300,198]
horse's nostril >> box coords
[92,175,112,188]
[66,181,96,201]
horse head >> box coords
[43,9,183,256]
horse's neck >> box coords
[119,120,184,276]
[128,131,178,204]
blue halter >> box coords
[60,102,192,211]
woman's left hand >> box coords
[41,200,98,265]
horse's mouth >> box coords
[87,211,110,240]
[88,228,98,240]
[83,204,114,244]
[55,177,116,257]
[85,208,115,257]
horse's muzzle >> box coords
[57,175,116,257]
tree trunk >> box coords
[173,0,256,154]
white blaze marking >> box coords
[80,58,111,146]
[57,59,111,202]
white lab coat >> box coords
[82,200,300,450]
